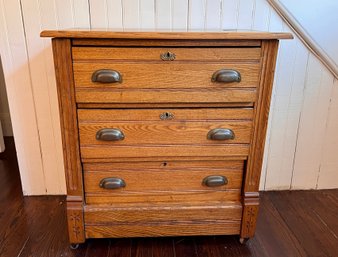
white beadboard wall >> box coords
[0,0,337,195]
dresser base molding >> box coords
[240,192,260,239]
[66,198,85,244]
[84,202,242,238]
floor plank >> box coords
[0,137,337,257]
[152,237,175,257]
[108,238,132,257]
[249,192,307,257]
[174,237,198,257]
[269,191,338,257]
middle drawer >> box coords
[78,108,253,160]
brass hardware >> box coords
[211,69,241,83]
[160,112,174,120]
[99,177,126,189]
[96,128,125,141]
[202,175,228,187]
[91,69,122,83]
[207,128,235,140]
[160,51,176,61]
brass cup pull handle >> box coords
[99,177,126,189]
[207,128,235,140]
[211,69,241,83]
[96,128,125,141]
[202,175,228,187]
[91,69,122,83]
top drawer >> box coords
[72,47,261,104]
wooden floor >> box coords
[0,137,337,257]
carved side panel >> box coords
[245,40,280,192]
[240,194,259,239]
[67,199,85,243]
[52,39,85,243]
[52,38,83,196]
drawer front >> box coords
[74,63,259,104]
[73,47,260,104]
[74,63,260,89]
[84,160,243,204]
[73,47,261,61]
[78,108,253,159]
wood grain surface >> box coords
[78,108,254,121]
[245,40,279,193]
[52,39,83,196]
[41,30,293,40]
[80,144,249,159]
[52,39,85,244]
[84,202,242,224]
[72,38,262,47]
[75,88,257,104]
[73,62,260,89]
[72,47,261,61]
[83,160,243,204]
[79,108,252,159]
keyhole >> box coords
[165,112,170,117]
[166,52,171,58]
[162,162,167,167]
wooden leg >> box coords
[70,243,80,249]
[67,198,85,244]
[239,237,249,244]
[240,192,259,239]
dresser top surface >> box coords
[40,29,293,40]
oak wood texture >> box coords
[75,88,257,104]
[85,202,242,237]
[81,144,249,159]
[40,29,293,40]
[244,40,279,193]
[85,223,241,238]
[72,39,262,47]
[52,39,85,244]
[84,161,243,204]
[3,141,337,256]
[240,40,279,239]
[67,199,85,244]
[47,31,285,244]
[72,47,261,61]
[78,108,254,121]
[77,102,255,108]
[52,39,83,196]
[74,62,260,88]
[84,202,242,223]
[82,156,248,163]
[78,108,253,144]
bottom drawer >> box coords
[84,160,244,204]
[84,202,242,238]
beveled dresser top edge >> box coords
[40,29,293,40]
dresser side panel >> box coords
[245,40,279,193]
[52,38,85,243]
[52,38,83,197]
[241,40,279,239]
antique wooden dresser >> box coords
[41,30,292,247]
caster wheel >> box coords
[70,244,79,250]
[239,238,249,244]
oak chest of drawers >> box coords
[41,30,292,246]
